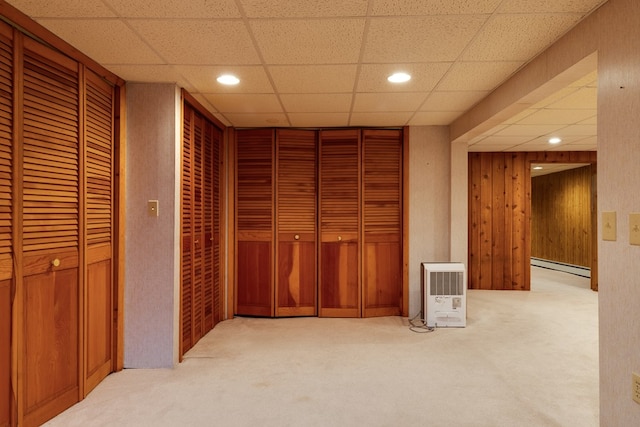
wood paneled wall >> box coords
[531,165,592,268]
[468,151,597,291]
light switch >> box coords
[602,211,616,241]
[148,200,159,217]
[629,213,640,245]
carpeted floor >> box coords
[45,266,598,426]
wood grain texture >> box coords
[275,129,317,316]
[468,151,596,290]
[531,165,592,267]
[0,279,9,427]
[319,129,361,317]
[235,129,274,316]
[362,130,402,317]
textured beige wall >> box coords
[408,126,452,317]
[596,0,640,424]
[124,83,181,368]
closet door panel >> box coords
[0,278,9,427]
[181,104,194,353]
[319,130,360,317]
[0,21,11,427]
[21,37,81,426]
[211,126,222,325]
[203,123,214,330]
[191,114,204,343]
[276,129,316,317]
[23,253,79,427]
[362,130,402,317]
[236,129,274,316]
[84,69,114,394]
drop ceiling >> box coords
[6,0,604,152]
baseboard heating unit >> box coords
[421,262,466,328]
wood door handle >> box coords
[337,236,342,241]
[294,234,300,240]
[51,258,60,267]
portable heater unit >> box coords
[421,262,466,328]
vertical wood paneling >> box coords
[468,151,596,290]
[235,129,274,317]
[531,165,592,267]
[211,126,223,324]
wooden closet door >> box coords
[319,129,360,317]
[0,21,12,427]
[21,37,81,426]
[236,129,274,317]
[181,103,194,353]
[191,114,205,344]
[202,121,215,331]
[275,129,317,317]
[84,69,115,393]
[211,126,223,325]
[362,130,402,317]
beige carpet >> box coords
[45,267,598,426]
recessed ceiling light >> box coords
[217,74,240,85]
[548,137,562,144]
[533,166,543,170]
[387,72,411,83]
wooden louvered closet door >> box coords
[181,102,222,355]
[235,129,274,317]
[319,129,360,317]
[362,130,402,317]
[276,129,317,317]
[0,21,12,427]
[84,69,115,393]
[21,37,81,426]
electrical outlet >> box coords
[147,200,159,217]
[633,372,640,404]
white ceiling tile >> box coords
[372,0,502,15]
[349,112,412,127]
[409,111,462,126]
[579,116,598,125]
[289,113,350,128]
[530,87,583,109]
[175,66,274,94]
[461,14,583,61]
[353,93,426,112]
[129,20,260,64]
[363,16,487,63]
[6,0,115,17]
[105,0,241,18]
[251,19,365,64]
[502,108,538,124]
[495,124,563,137]
[269,65,357,94]
[223,113,290,127]
[516,109,597,125]
[421,91,489,112]
[280,94,352,113]
[469,143,522,152]
[357,63,452,93]
[437,61,523,91]
[548,144,597,151]
[35,18,163,64]
[240,0,368,18]
[548,87,597,109]
[204,94,283,113]
[498,0,607,13]
[555,124,597,136]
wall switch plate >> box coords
[629,213,640,245]
[147,200,159,217]
[633,372,640,404]
[602,211,616,241]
